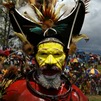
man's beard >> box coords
[38,73,62,90]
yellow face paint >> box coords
[36,42,66,70]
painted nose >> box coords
[45,54,57,65]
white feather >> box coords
[16,0,77,22]
[17,3,40,23]
[55,0,77,20]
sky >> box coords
[77,0,101,54]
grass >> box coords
[86,64,101,73]
[97,65,101,72]
[87,95,101,101]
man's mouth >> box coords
[40,66,61,76]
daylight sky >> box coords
[77,0,101,54]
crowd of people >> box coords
[66,51,101,95]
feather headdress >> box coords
[2,0,90,51]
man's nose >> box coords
[45,54,57,65]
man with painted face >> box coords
[2,39,88,101]
[1,39,88,101]
[35,38,66,90]
[1,0,89,101]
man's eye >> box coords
[54,53,59,55]
[54,53,62,56]
[40,53,47,55]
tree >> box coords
[0,2,21,50]
[0,3,10,48]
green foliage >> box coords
[87,95,101,101]
[97,65,101,72]
[0,9,2,14]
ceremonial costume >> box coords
[1,0,89,101]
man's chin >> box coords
[38,73,62,90]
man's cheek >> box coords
[58,55,66,63]
[36,56,45,66]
